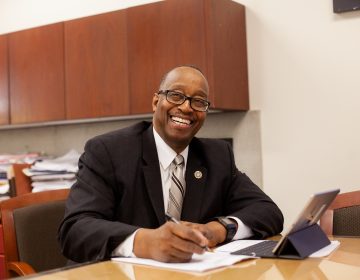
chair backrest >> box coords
[11,163,32,196]
[320,190,360,236]
[0,189,70,276]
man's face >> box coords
[152,67,209,153]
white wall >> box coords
[0,0,162,34]
[0,112,263,189]
[1,0,359,229]
[239,0,360,227]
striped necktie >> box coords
[166,155,185,220]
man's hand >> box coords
[133,222,209,262]
[181,221,227,248]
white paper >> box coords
[112,251,255,272]
[0,182,9,194]
[309,240,340,257]
[32,185,72,193]
[31,149,80,173]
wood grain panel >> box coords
[127,0,208,114]
[12,163,32,196]
[0,224,4,253]
[9,23,65,124]
[65,10,129,119]
[0,35,9,125]
[0,254,5,280]
[205,0,249,110]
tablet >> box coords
[272,188,340,254]
[231,188,340,258]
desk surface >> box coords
[24,237,360,280]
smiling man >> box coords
[153,66,209,153]
[58,66,284,264]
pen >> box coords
[165,214,213,252]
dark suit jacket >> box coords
[58,121,283,262]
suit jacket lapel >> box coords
[142,125,165,225]
[182,140,207,222]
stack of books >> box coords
[23,150,80,193]
[0,153,42,199]
[0,168,9,200]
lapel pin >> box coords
[194,170,202,179]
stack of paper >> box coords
[112,251,255,272]
[0,153,42,166]
[0,169,9,200]
[23,150,80,193]
[0,152,42,198]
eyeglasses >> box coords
[158,90,210,112]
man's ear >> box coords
[152,93,159,112]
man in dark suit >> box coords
[58,65,283,263]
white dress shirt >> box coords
[112,128,252,257]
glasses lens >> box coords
[191,99,209,112]
[167,91,185,104]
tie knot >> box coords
[174,154,184,166]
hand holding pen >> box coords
[165,214,213,252]
[133,214,214,262]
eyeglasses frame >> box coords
[157,90,210,112]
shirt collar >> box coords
[153,127,188,170]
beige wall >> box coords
[0,0,163,34]
[239,0,360,227]
[1,0,360,229]
[0,112,263,189]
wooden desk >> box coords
[19,238,360,280]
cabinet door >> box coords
[127,0,208,114]
[9,23,65,124]
[206,0,249,110]
[0,35,9,125]
[65,10,129,119]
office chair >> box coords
[0,189,69,278]
[8,163,32,196]
[320,190,360,236]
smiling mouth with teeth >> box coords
[171,116,192,126]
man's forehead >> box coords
[162,67,209,92]
[167,66,203,79]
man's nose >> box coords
[177,99,193,112]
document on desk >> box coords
[309,240,340,257]
[112,252,255,272]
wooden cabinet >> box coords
[127,0,208,113]
[8,23,65,124]
[127,0,249,114]
[2,0,248,126]
[205,0,249,110]
[0,35,9,125]
[64,10,129,120]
